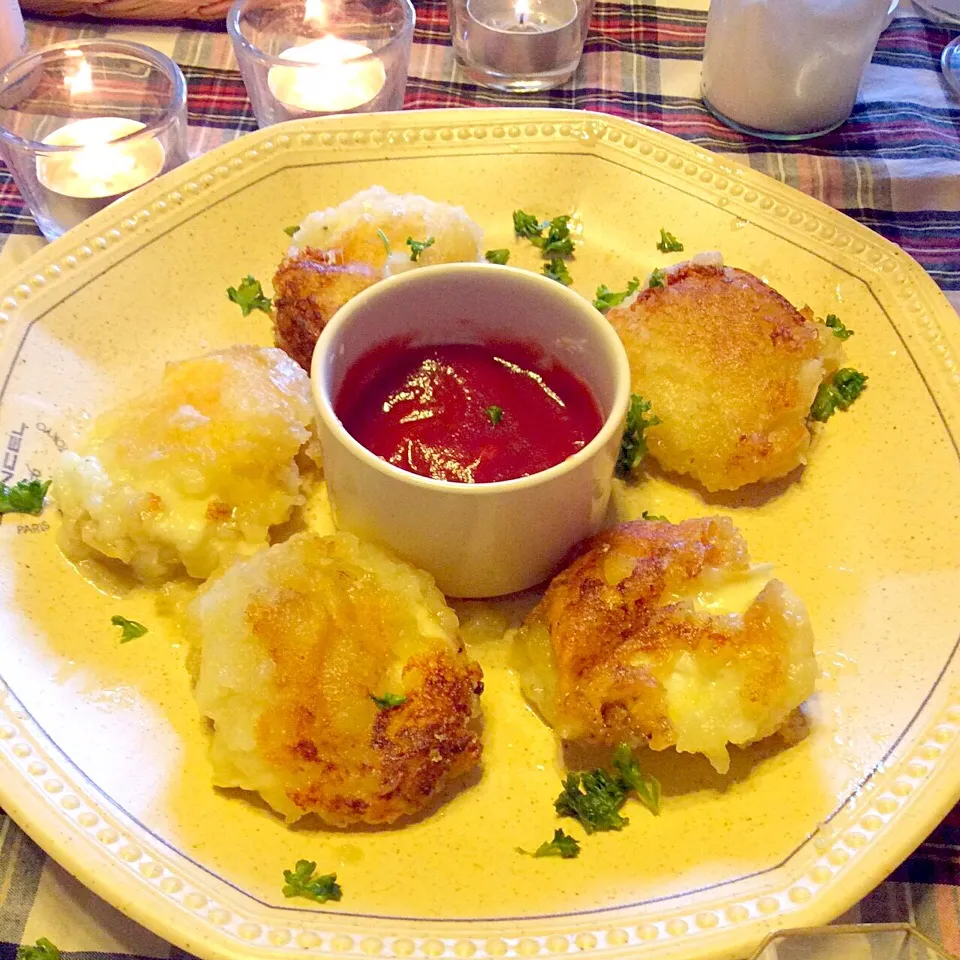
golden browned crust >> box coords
[275,650,484,824]
[531,517,744,748]
[607,264,837,491]
[515,517,814,764]
[213,534,484,826]
[273,248,379,370]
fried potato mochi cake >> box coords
[607,262,843,491]
[274,186,484,369]
[189,531,484,826]
[54,346,320,582]
[514,516,817,773]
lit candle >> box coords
[267,35,387,114]
[36,117,165,199]
[463,0,579,76]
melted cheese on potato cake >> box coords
[607,263,843,492]
[54,346,319,582]
[514,516,817,773]
[275,186,484,369]
[189,532,484,826]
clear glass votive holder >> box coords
[447,0,594,93]
[228,0,415,128]
[748,924,956,960]
[0,40,188,241]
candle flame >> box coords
[514,0,530,23]
[304,0,327,27]
[64,58,93,97]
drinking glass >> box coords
[701,0,894,140]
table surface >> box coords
[1,1,960,957]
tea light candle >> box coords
[36,116,165,199]
[463,0,579,75]
[267,35,387,114]
[0,40,187,239]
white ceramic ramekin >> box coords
[310,263,630,598]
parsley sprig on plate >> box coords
[17,940,61,960]
[824,313,854,340]
[518,828,581,859]
[282,860,342,903]
[112,615,148,643]
[555,744,660,834]
[656,228,684,253]
[0,478,49,516]
[593,277,641,313]
[513,209,577,285]
[227,275,271,316]
[616,395,660,477]
[543,258,572,286]
[810,368,868,422]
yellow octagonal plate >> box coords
[1,109,959,960]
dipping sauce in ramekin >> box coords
[311,263,630,598]
[337,340,603,484]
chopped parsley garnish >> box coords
[512,212,575,256]
[485,249,511,265]
[555,767,629,834]
[513,209,543,238]
[518,828,581,859]
[554,744,660,833]
[641,510,668,522]
[543,258,572,286]
[616,395,660,477]
[370,692,407,710]
[485,405,504,426]
[227,275,271,316]
[824,313,854,340]
[809,368,868,422]
[594,277,641,313]
[16,940,61,960]
[112,615,147,643]
[656,228,684,253]
[531,215,574,257]
[513,209,577,283]
[612,742,660,815]
[0,478,50,516]
[648,268,666,289]
[282,860,342,903]
[406,236,435,262]
[377,228,391,256]
[283,224,299,237]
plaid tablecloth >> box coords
[2,1,960,957]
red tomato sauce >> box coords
[336,341,604,483]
